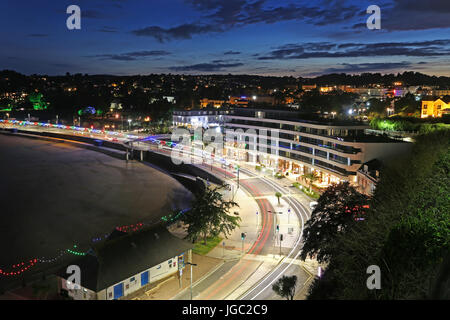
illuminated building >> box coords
[57,225,193,300]
[421,97,450,118]
[357,159,382,196]
[200,98,225,108]
[223,109,411,189]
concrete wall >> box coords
[60,277,97,300]
[104,254,182,300]
[360,142,412,164]
[142,149,224,186]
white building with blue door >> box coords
[57,224,193,300]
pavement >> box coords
[2,123,323,300]
[123,253,224,300]
[125,151,322,301]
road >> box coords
[2,121,314,300]
[236,168,312,300]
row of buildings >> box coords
[173,108,412,195]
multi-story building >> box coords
[357,159,382,196]
[302,84,317,91]
[173,108,411,188]
[172,109,229,129]
[421,97,450,118]
[430,89,450,96]
[200,98,226,108]
[222,109,411,187]
[229,96,249,107]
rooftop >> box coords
[58,224,193,292]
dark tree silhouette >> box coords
[272,275,298,300]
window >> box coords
[423,104,427,109]
[130,277,135,282]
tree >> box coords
[272,275,298,300]
[181,185,241,244]
[302,172,319,192]
[306,130,450,299]
[300,181,368,263]
[275,192,282,205]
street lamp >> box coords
[186,262,197,300]
[128,119,132,131]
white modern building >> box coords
[223,109,411,187]
[173,109,229,129]
[173,108,411,189]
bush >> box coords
[274,171,284,179]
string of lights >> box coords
[0,219,177,278]
[0,119,140,140]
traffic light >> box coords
[280,234,283,242]
[276,225,279,232]
[241,232,246,240]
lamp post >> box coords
[128,119,132,132]
[186,262,197,300]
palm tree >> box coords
[275,192,282,206]
[302,172,319,192]
[272,275,298,300]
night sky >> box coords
[1,0,449,76]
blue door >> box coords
[141,271,149,286]
[113,283,123,300]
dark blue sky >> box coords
[1,0,449,76]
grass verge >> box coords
[192,236,223,255]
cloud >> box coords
[352,0,450,31]
[131,24,222,42]
[257,40,450,60]
[89,50,171,61]
[131,0,362,42]
[306,61,427,76]
[169,62,244,72]
[98,26,118,33]
[224,50,241,55]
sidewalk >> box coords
[127,253,223,300]
[137,158,306,301]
